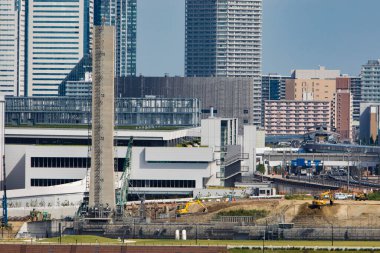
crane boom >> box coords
[117,137,133,211]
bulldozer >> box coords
[310,191,334,209]
[354,192,368,201]
[176,199,208,216]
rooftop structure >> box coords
[5,96,200,128]
[291,66,340,79]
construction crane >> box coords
[2,155,7,227]
[116,137,133,216]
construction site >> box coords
[1,197,379,241]
[1,25,380,246]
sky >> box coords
[137,0,380,77]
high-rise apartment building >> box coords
[350,76,361,121]
[361,60,380,103]
[94,0,136,77]
[0,0,25,96]
[26,0,91,96]
[264,100,331,136]
[185,0,262,125]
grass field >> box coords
[39,235,119,244]
[131,239,380,247]
[229,250,377,253]
[37,236,380,248]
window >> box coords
[31,157,90,168]
[128,179,196,188]
[31,178,80,187]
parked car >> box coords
[334,192,348,200]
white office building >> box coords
[26,0,91,96]
[0,0,25,96]
[0,117,265,217]
[361,60,380,103]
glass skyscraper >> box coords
[94,0,136,77]
[185,0,262,125]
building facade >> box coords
[262,74,289,101]
[285,79,337,102]
[117,76,258,131]
[332,89,352,141]
[0,0,25,96]
[264,100,331,135]
[361,60,380,103]
[2,117,265,194]
[261,74,290,125]
[285,67,340,102]
[5,97,200,127]
[26,0,92,96]
[359,102,380,145]
[94,0,136,77]
[62,73,92,96]
[185,0,262,78]
[350,76,361,121]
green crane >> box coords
[116,137,133,215]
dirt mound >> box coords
[291,203,336,227]
[290,200,380,227]
[174,199,285,223]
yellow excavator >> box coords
[354,192,368,201]
[176,199,208,216]
[310,191,334,209]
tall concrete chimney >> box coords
[89,26,116,211]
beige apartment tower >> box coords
[89,26,116,210]
[285,79,336,102]
[285,66,340,102]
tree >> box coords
[256,163,266,175]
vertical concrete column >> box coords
[89,26,116,210]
